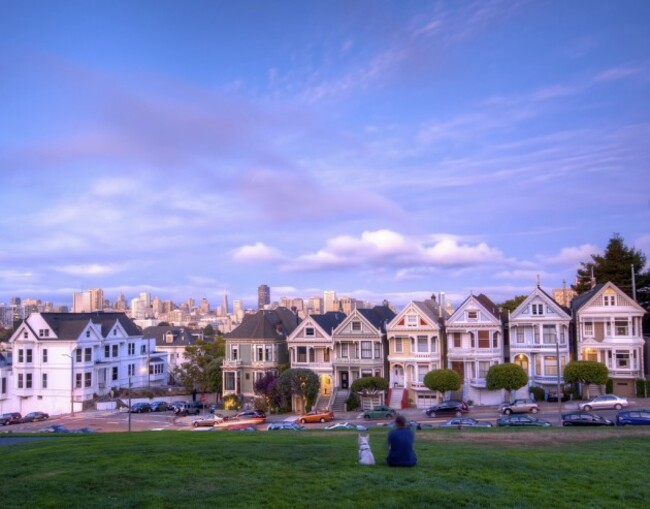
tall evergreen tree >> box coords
[572,233,650,308]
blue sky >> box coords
[1,0,649,309]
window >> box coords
[104,345,110,358]
[374,342,381,359]
[305,327,315,337]
[417,336,428,353]
[225,372,235,391]
[75,348,82,363]
[478,331,490,349]
[516,327,525,343]
[395,338,403,353]
[128,343,135,355]
[616,352,630,369]
[351,321,361,332]
[265,347,272,362]
[1,377,6,394]
[84,372,92,387]
[39,329,49,337]
[615,319,629,336]
[112,367,118,381]
[141,344,146,354]
[467,310,478,320]
[341,343,349,358]
[324,349,330,362]
[18,374,24,389]
[84,348,91,362]
[417,365,428,383]
[257,347,264,362]
[112,345,118,357]
[361,341,372,359]
[309,349,315,362]
[26,349,32,363]
[42,373,48,389]
[75,373,82,388]
[23,331,28,339]
[297,346,307,362]
[42,349,48,363]
[543,325,556,344]
[604,295,616,306]
[114,329,118,336]
[86,330,91,338]
[531,304,543,315]
[544,356,558,376]
[478,361,490,378]
[128,364,135,377]
[18,349,24,363]
[231,346,238,361]
[584,322,593,336]
[453,333,461,348]
[406,315,417,326]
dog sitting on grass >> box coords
[358,433,375,465]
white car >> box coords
[578,394,629,411]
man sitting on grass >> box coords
[387,415,417,467]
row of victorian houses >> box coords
[0,281,646,416]
[222,282,647,410]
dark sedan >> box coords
[424,400,469,417]
[439,417,493,428]
[616,410,650,426]
[497,415,551,427]
[20,411,50,423]
[0,412,22,425]
[129,402,152,413]
[150,401,171,412]
[561,412,613,426]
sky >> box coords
[1,0,649,310]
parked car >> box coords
[235,409,266,419]
[174,402,201,416]
[299,409,334,424]
[387,419,422,430]
[496,415,552,427]
[439,417,493,428]
[616,410,650,426]
[325,422,367,431]
[561,412,614,426]
[0,412,22,425]
[267,422,305,431]
[42,425,70,433]
[150,401,171,412]
[192,415,225,427]
[129,402,152,413]
[579,394,629,411]
[424,400,469,417]
[20,411,50,423]
[360,405,396,420]
[500,399,539,415]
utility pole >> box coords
[556,341,562,421]
[631,264,637,301]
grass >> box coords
[1,428,649,508]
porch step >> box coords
[331,390,349,412]
[389,388,404,408]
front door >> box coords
[321,375,332,396]
[341,371,349,389]
[393,366,404,387]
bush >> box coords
[223,394,241,410]
[345,392,360,411]
[605,378,614,394]
[350,376,389,394]
[529,386,545,401]
[635,379,650,397]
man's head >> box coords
[395,415,407,428]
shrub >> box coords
[345,392,360,411]
[605,378,614,394]
[529,386,545,401]
[350,376,389,394]
[636,379,650,397]
[423,369,461,399]
[223,394,241,410]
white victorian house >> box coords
[508,286,571,399]
[386,297,447,409]
[446,294,505,405]
[287,311,347,409]
[7,312,165,416]
[571,282,646,397]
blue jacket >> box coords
[387,427,417,467]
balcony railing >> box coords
[222,360,243,368]
[332,358,382,367]
[531,375,564,383]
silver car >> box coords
[579,394,629,411]
[439,417,493,428]
[500,399,540,415]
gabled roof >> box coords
[448,293,502,322]
[309,312,347,334]
[38,312,141,339]
[226,307,299,340]
[570,283,606,312]
[356,306,396,332]
[143,326,199,347]
[511,287,571,320]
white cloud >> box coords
[231,242,283,263]
[539,244,599,265]
[52,263,125,276]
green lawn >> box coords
[1,429,648,508]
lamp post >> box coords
[62,352,75,416]
[128,375,132,432]
[555,341,562,421]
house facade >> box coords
[446,294,504,405]
[572,282,646,397]
[143,325,203,384]
[331,306,395,395]
[386,298,445,409]
[287,312,347,407]
[222,307,298,400]
[6,312,164,416]
[508,286,571,399]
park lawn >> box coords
[1,429,649,509]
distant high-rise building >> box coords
[339,296,356,315]
[114,292,127,311]
[222,292,229,316]
[10,296,21,306]
[139,292,151,309]
[89,288,104,311]
[187,298,195,310]
[233,299,244,322]
[200,297,210,314]
[258,284,271,310]
[324,290,338,312]
[73,291,93,312]
[309,296,323,314]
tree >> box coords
[254,372,280,411]
[203,324,215,338]
[277,368,320,413]
[423,369,461,400]
[563,361,608,400]
[486,364,528,401]
[173,338,224,394]
[572,233,650,308]
[350,376,389,395]
[497,295,527,314]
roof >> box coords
[571,283,607,312]
[475,294,502,320]
[357,306,396,332]
[310,312,347,334]
[226,307,299,340]
[38,312,141,339]
[143,326,199,347]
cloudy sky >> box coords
[1,1,649,309]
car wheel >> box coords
[320,418,325,423]
[455,411,462,417]
[300,419,306,424]
[504,409,512,415]
[614,404,622,410]
[531,408,538,414]
[193,422,199,427]
[583,405,592,411]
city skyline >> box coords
[1,2,649,309]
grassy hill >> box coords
[2,428,649,508]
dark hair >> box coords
[395,415,407,427]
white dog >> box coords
[358,433,375,466]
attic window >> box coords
[39,329,50,337]
[604,295,616,306]
[531,304,543,315]
[23,332,28,339]
[352,321,362,332]
[406,315,417,326]
[467,311,478,320]
[113,329,117,336]
[305,327,315,337]
[86,331,91,338]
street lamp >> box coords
[555,340,562,420]
[62,352,75,416]
[128,374,133,432]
